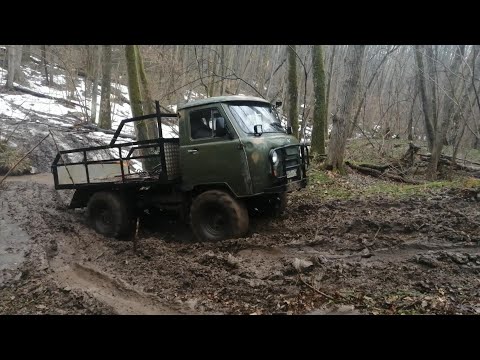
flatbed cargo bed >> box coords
[51,101,180,190]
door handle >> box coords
[187,149,198,154]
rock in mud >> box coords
[415,254,441,268]
[292,258,314,273]
[226,254,240,269]
[448,253,469,265]
[360,248,372,258]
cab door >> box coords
[180,105,252,196]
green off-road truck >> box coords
[52,96,309,241]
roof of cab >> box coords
[177,95,270,110]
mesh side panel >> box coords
[164,142,180,180]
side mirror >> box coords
[254,124,263,136]
[215,117,227,137]
[286,126,292,135]
[275,101,282,108]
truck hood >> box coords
[242,133,300,194]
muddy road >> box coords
[1,174,479,315]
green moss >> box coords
[0,142,31,175]
[301,166,479,202]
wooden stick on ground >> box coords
[298,275,336,301]
[133,217,140,252]
[49,130,75,185]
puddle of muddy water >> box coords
[0,218,30,283]
[3,172,53,185]
[307,305,362,315]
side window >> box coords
[190,108,226,140]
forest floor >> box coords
[1,163,480,315]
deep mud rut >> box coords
[1,174,480,315]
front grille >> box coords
[270,144,308,182]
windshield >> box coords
[228,102,285,134]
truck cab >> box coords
[178,96,308,197]
[52,96,308,242]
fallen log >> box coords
[418,153,480,172]
[356,163,391,172]
[345,161,422,184]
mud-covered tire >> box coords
[273,192,287,216]
[86,191,134,239]
[190,190,249,242]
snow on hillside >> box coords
[0,62,178,173]
[1,58,312,174]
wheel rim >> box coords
[94,204,114,234]
[203,206,228,238]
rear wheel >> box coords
[86,191,134,239]
[190,190,249,242]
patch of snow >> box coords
[53,74,67,85]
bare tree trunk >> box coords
[6,46,16,89]
[90,45,101,123]
[209,45,218,97]
[136,45,158,137]
[6,45,24,88]
[66,64,76,100]
[325,45,366,173]
[41,45,50,86]
[427,46,465,180]
[126,45,143,118]
[220,45,225,96]
[14,45,24,84]
[287,45,299,138]
[425,45,438,132]
[125,45,158,171]
[265,45,281,99]
[99,45,112,130]
[326,45,337,137]
[311,45,326,155]
[414,45,435,150]
[21,45,31,64]
[408,87,418,141]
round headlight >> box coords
[271,151,279,164]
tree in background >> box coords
[6,45,25,89]
[325,45,366,173]
[2,44,479,178]
[311,45,326,155]
[21,45,30,64]
[90,45,102,123]
[287,45,299,138]
[99,45,112,130]
[125,45,159,170]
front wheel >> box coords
[190,190,249,242]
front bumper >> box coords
[265,143,309,193]
[264,177,308,193]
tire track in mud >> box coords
[53,262,183,314]
[0,176,195,314]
